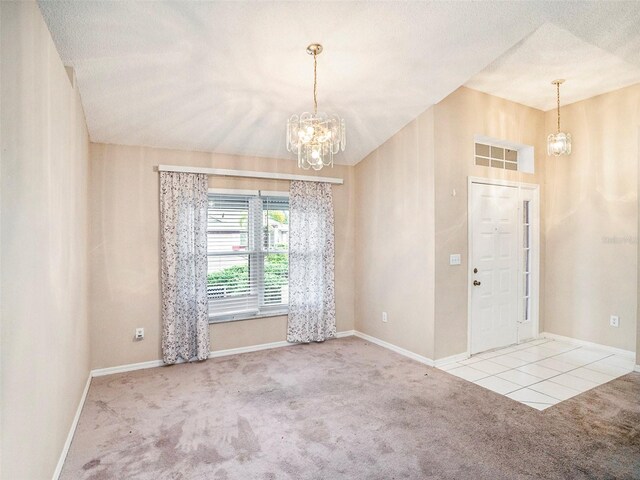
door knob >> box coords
[473,280,481,286]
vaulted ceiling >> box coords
[38,1,640,165]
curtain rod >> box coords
[157,165,344,185]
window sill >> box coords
[208,309,289,324]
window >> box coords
[522,200,531,323]
[473,136,535,174]
[207,192,289,322]
[475,142,518,171]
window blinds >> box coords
[207,193,289,321]
[262,196,290,307]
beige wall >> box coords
[1,2,91,479]
[355,84,638,361]
[354,108,436,359]
[433,87,547,359]
[544,84,639,353]
[89,143,355,369]
[2,7,637,477]
[355,87,546,361]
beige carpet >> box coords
[62,336,640,479]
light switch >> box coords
[449,254,461,266]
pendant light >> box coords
[547,79,571,156]
[286,44,346,170]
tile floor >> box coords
[437,338,636,410]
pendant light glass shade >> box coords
[547,131,571,156]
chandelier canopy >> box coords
[547,79,571,156]
[286,44,346,170]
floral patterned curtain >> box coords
[287,181,336,343]
[160,171,209,364]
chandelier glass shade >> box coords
[286,44,346,170]
[547,79,571,156]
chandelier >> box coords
[547,79,571,156]
[286,44,346,170]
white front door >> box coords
[470,183,519,354]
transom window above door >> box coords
[474,142,519,170]
[207,191,289,322]
[473,135,535,174]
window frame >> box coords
[522,199,531,324]
[207,188,289,323]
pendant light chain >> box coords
[313,52,318,114]
[556,81,561,133]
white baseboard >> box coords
[336,330,356,338]
[541,332,636,359]
[208,339,291,359]
[52,374,91,480]
[91,330,357,378]
[434,351,469,367]
[353,331,435,367]
[349,330,637,369]
[91,359,165,377]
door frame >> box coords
[467,176,541,356]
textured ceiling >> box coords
[38,1,640,165]
[465,23,640,111]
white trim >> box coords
[91,331,357,377]
[260,190,289,198]
[208,187,258,196]
[158,165,344,185]
[336,330,356,338]
[434,352,469,367]
[467,176,539,190]
[467,177,541,357]
[207,188,290,197]
[90,330,442,380]
[91,359,165,377]
[353,331,435,366]
[52,375,91,480]
[541,332,636,359]
[209,309,289,324]
[208,340,291,358]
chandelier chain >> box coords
[313,52,318,114]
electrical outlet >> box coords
[609,315,619,328]
[135,327,145,340]
[382,312,388,323]
[449,254,461,266]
